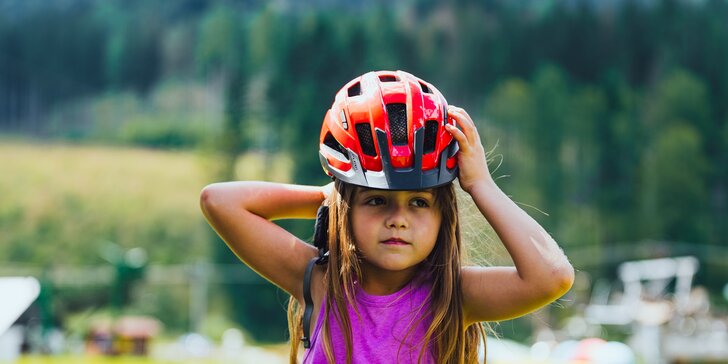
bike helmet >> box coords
[318,70,459,190]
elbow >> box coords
[548,262,575,299]
[531,260,574,302]
[199,183,224,216]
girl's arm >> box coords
[199,181,327,300]
[445,106,575,324]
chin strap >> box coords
[301,205,329,349]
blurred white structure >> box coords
[584,256,728,363]
[0,277,41,361]
[0,326,24,362]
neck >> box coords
[359,262,420,295]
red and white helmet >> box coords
[318,70,459,190]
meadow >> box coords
[1,139,211,265]
[0,138,292,266]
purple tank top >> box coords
[303,276,435,364]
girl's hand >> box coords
[445,106,493,194]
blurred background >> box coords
[1,0,727,363]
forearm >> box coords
[469,179,574,293]
[200,181,326,221]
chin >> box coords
[373,260,420,272]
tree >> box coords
[640,70,712,243]
[641,123,709,242]
[197,4,248,181]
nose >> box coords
[385,204,408,229]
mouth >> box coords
[381,238,410,246]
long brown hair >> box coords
[288,180,486,363]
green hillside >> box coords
[0,139,291,266]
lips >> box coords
[381,238,410,245]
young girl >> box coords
[200,70,574,364]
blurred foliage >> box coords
[2,0,728,343]
[0,140,211,264]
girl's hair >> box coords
[288,179,487,364]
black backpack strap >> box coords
[302,204,330,349]
[301,256,318,349]
[313,205,329,253]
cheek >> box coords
[428,215,442,244]
[350,210,374,241]
[426,213,442,234]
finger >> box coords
[452,107,483,145]
[448,106,476,134]
[450,112,487,156]
[448,106,480,144]
[444,123,470,153]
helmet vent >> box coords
[419,82,432,94]
[423,120,438,154]
[379,75,398,82]
[323,132,349,159]
[347,82,361,97]
[386,103,408,146]
[355,123,378,157]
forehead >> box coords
[356,187,435,197]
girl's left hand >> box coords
[445,106,492,194]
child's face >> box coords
[350,188,442,274]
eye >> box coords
[411,198,430,208]
[365,197,385,206]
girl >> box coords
[200,70,574,364]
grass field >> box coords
[0,139,207,265]
[0,138,292,266]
